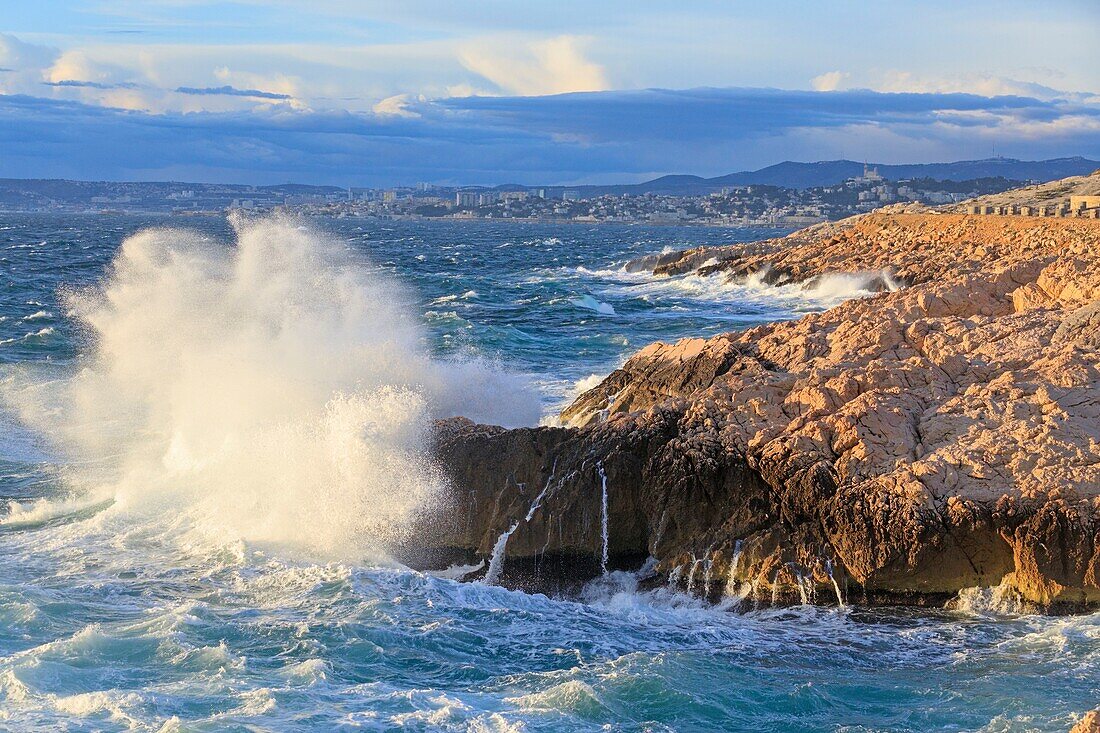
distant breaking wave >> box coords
[571,294,617,316]
[595,266,899,316]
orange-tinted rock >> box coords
[419,196,1100,611]
[1071,710,1100,733]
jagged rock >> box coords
[415,208,1100,612]
[1072,710,1100,733]
[1054,301,1100,349]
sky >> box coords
[1,1,1098,186]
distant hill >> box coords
[549,157,1100,196]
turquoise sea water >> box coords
[0,213,1096,732]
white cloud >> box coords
[458,35,608,96]
[372,93,419,117]
[0,32,57,71]
[47,50,109,85]
[821,69,1097,103]
[212,66,308,110]
[0,33,59,95]
[931,108,1100,139]
[213,67,300,98]
[811,71,847,92]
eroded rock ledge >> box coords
[408,208,1100,612]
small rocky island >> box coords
[413,174,1100,612]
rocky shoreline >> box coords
[407,192,1100,613]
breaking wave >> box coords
[571,295,617,316]
[2,214,539,560]
[601,266,900,314]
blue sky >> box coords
[1,1,1098,185]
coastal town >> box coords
[0,166,1046,225]
[322,167,996,226]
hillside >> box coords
[560,156,1100,196]
[953,169,1100,211]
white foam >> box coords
[0,494,113,529]
[604,266,896,314]
[52,691,143,725]
[3,214,539,561]
[506,680,605,715]
[571,295,616,316]
[0,327,55,346]
[953,581,1032,616]
[571,373,605,396]
[427,560,485,580]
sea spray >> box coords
[571,295,616,316]
[7,214,539,559]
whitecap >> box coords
[571,295,616,316]
[0,495,114,530]
[506,680,607,716]
[52,690,143,726]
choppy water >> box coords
[0,213,1096,732]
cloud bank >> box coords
[1,3,1096,187]
[0,86,1097,185]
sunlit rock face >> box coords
[416,207,1100,612]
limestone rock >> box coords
[416,207,1100,611]
[1072,710,1100,733]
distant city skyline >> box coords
[1,1,1098,185]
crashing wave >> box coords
[3,213,539,560]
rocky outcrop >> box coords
[641,210,1100,290]
[951,169,1100,213]
[1072,710,1100,733]
[414,208,1100,612]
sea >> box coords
[0,212,1095,732]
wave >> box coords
[600,266,897,314]
[427,290,478,306]
[2,213,540,560]
[571,373,607,396]
[571,295,617,316]
[0,495,115,531]
[952,581,1034,617]
[0,327,56,347]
